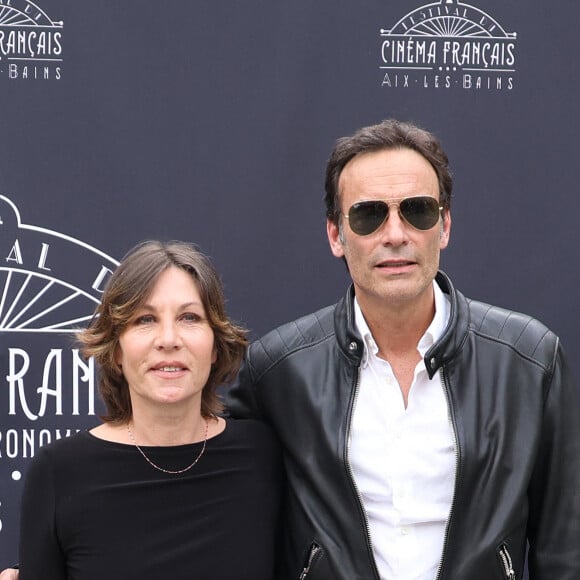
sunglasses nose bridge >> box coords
[372,200,399,222]
[369,201,408,242]
[383,200,406,229]
[376,201,393,230]
[370,201,396,234]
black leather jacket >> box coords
[227,272,580,580]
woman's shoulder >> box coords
[32,430,107,466]
[37,430,91,452]
[220,418,280,458]
[24,431,98,483]
[219,419,282,483]
[223,417,276,440]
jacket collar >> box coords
[426,271,469,378]
[334,271,468,377]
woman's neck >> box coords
[128,407,207,446]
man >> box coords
[2,120,579,580]
[227,120,580,579]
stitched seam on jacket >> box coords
[251,333,337,384]
[528,327,552,361]
[541,335,560,406]
[468,329,554,373]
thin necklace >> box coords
[127,418,209,475]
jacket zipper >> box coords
[498,544,516,579]
[344,367,381,580]
[299,543,322,580]
[435,367,460,580]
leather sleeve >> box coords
[526,341,580,579]
[225,355,264,420]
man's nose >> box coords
[377,207,409,245]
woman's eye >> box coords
[135,314,155,325]
[181,312,201,323]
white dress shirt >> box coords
[349,282,456,580]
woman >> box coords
[18,240,281,580]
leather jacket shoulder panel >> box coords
[245,304,337,383]
[430,272,558,379]
[246,288,364,384]
[466,298,557,372]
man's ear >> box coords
[439,210,451,249]
[327,219,345,258]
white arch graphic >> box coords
[0,195,118,333]
[0,0,62,27]
[383,0,515,39]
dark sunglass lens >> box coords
[349,201,388,235]
[400,197,440,230]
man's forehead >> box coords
[339,149,437,194]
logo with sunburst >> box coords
[0,0,63,80]
[0,195,117,545]
[379,0,517,90]
[0,196,118,332]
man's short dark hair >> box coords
[324,119,453,224]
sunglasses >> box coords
[344,196,443,236]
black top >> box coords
[19,419,281,580]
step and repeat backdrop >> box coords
[1,0,578,566]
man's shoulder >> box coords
[248,303,338,369]
[465,296,558,368]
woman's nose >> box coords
[154,321,181,349]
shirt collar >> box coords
[354,280,450,367]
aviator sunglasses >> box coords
[344,196,443,236]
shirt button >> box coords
[401,527,409,535]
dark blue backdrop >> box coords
[1,0,578,570]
